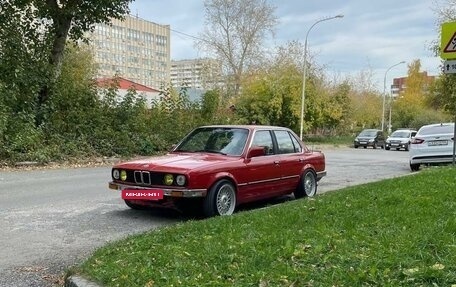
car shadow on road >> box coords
[105,194,297,222]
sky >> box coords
[129,0,444,92]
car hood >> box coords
[114,152,239,173]
[387,136,408,142]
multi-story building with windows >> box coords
[90,15,170,89]
[170,58,222,90]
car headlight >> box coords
[369,139,374,142]
[164,174,174,185]
[112,169,120,180]
[176,175,186,186]
[120,170,127,181]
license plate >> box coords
[122,189,164,200]
[360,141,367,144]
[428,140,448,146]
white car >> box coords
[385,129,417,151]
[409,123,455,171]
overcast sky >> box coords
[129,0,443,91]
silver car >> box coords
[409,123,455,171]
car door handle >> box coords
[299,158,304,162]
[274,160,280,165]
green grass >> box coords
[76,167,456,286]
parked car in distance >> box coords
[385,129,417,151]
[354,129,385,149]
[109,125,326,217]
[409,122,455,171]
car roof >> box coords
[361,129,381,132]
[419,122,454,128]
[198,125,292,131]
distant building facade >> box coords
[391,71,436,98]
[170,58,222,90]
[89,15,171,89]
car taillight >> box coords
[411,138,425,144]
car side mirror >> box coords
[247,146,266,158]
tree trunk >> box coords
[35,12,72,126]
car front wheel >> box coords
[203,180,236,217]
[294,169,317,199]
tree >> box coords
[392,60,449,129]
[2,0,132,125]
[432,0,456,116]
[198,0,277,96]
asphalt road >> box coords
[0,147,411,287]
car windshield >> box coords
[175,127,249,156]
[359,130,377,137]
[390,131,410,138]
[419,124,454,135]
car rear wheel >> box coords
[410,162,420,172]
[203,180,236,217]
[294,169,317,199]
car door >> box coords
[272,129,303,194]
[239,129,282,202]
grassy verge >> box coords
[76,167,456,286]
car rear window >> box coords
[419,124,454,135]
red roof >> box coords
[96,77,159,93]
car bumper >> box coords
[354,141,375,147]
[109,181,207,198]
[409,155,455,165]
[386,142,407,149]
[316,171,327,181]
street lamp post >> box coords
[382,61,405,132]
[299,14,344,140]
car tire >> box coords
[294,169,317,199]
[405,144,409,151]
[354,145,359,149]
[410,162,420,172]
[396,148,400,151]
[373,142,377,149]
[363,146,367,149]
[385,146,390,150]
[124,200,148,210]
[203,179,236,217]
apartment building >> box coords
[90,15,171,89]
[170,58,222,90]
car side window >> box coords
[251,130,274,155]
[289,133,303,153]
[274,130,297,154]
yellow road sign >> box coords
[441,22,456,59]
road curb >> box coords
[65,275,102,287]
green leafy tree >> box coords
[2,0,132,125]
[392,60,449,129]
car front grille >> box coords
[125,170,166,186]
